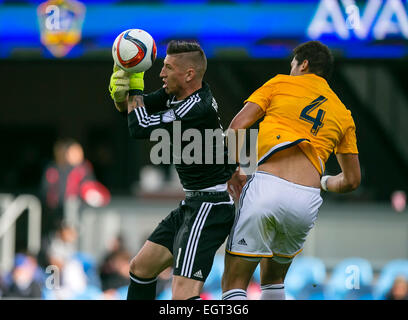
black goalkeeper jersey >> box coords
[128,82,237,190]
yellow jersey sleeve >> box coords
[244,79,277,112]
[335,116,359,154]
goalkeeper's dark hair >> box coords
[293,41,333,80]
[166,40,207,77]
[166,40,204,56]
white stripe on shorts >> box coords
[180,202,213,278]
[186,203,214,277]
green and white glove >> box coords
[109,64,130,103]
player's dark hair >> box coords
[166,40,207,76]
[293,41,334,80]
[166,40,204,56]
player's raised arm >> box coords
[229,101,265,130]
[226,101,265,161]
[225,102,265,199]
[321,153,361,193]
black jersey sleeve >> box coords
[141,88,170,115]
[128,93,202,139]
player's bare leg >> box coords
[221,252,258,300]
[127,240,173,300]
[172,276,204,300]
[259,257,292,300]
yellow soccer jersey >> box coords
[246,73,358,175]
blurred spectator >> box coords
[38,138,111,270]
[47,222,78,270]
[45,222,89,299]
[40,138,111,238]
[2,253,43,299]
[100,250,130,292]
[40,139,69,237]
[386,276,408,300]
[99,235,131,298]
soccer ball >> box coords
[112,29,157,73]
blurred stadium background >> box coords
[1,0,408,300]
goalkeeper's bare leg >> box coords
[128,240,203,300]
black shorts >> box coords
[148,191,235,282]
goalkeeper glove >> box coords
[109,64,145,102]
[129,71,144,96]
[109,64,130,103]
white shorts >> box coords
[226,171,323,262]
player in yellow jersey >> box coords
[221,41,361,300]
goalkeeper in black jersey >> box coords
[109,40,237,300]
